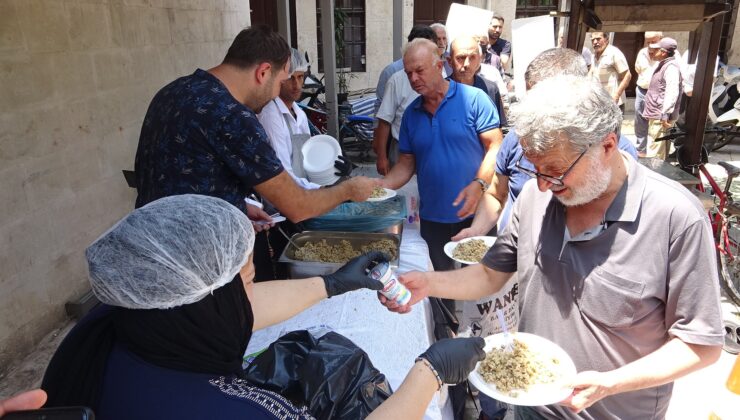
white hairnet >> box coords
[86,194,255,310]
[289,48,309,73]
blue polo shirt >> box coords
[399,80,500,222]
[495,131,639,229]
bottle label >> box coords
[370,262,412,306]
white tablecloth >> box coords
[245,222,452,420]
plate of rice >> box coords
[366,187,397,202]
[468,332,577,406]
[443,236,496,264]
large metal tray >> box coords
[278,231,400,279]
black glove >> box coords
[321,251,390,297]
[418,337,486,385]
[334,155,354,177]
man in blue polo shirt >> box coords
[454,48,638,241]
[380,38,503,300]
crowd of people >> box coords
[1,15,727,420]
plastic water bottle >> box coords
[369,262,411,306]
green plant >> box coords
[333,8,354,94]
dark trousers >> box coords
[420,219,474,314]
[253,223,297,282]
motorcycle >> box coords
[705,64,740,150]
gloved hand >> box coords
[321,251,390,297]
[334,155,354,177]
[418,337,486,385]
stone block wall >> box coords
[0,0,251,374]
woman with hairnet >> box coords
[40,194,484,419]
[258,48,352,189]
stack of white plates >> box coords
[302,134,342,186]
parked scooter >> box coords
[705,64,740,150]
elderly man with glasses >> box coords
[454,48,635,239]
[380,75,723,419]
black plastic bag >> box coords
[245,330,393,420]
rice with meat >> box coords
[478,338,560,396]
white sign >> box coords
[511,15,556,99]
[445,3,493,47]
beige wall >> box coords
[0,0,251,374]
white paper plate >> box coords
[469,332,577,406]
[302,135,342,173]
[443,236,496,264]
[366,188,397,202]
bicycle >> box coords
[656,131,740,353]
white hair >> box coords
[512,75,622,155]
[430,23,447,35]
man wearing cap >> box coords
[589,31,631,112]
[258,48,352,189]
[634,32,662,151]
[642,37,682,159]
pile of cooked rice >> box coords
[293,239,397,263]
[370,187,387,198]
[452,239,490,263]
[478,338,560,396]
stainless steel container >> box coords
[278,231,401,279]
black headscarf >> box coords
[42,273,253,410]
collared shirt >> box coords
[376,70,420,140]
[373,59,405,127]
[257,99,320,190]
[494,131,638,230]
[399,80,499,222]
[589,44,630,105]
[483,153,724,419]
[635,47,658,90]
[134,69,284,211]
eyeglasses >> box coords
[515,144,593,186]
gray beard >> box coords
[556,156,612,207]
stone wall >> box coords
[0,0,251,374]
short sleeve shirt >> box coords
[376,71,420,140]
[399,81,499,222]
[489,38,511,57]
[483,155,724,419]
[134,69,284,211]
[590,44,631,105]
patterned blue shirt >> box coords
[134,69,284,211]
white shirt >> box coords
[635,47,658,90]
[257,99,320,189]
[376,71,419,140]
[478,63,509,100]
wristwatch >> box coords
[473,178,490,193]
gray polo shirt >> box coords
[483,154,724,419]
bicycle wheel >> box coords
[718,239,740,307]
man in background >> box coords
[485,14,511,72]
[447,36,506,126]
[589,31,631,112]
[430,22,452,76]
[634,32,662,152]
[642,37,682,159]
